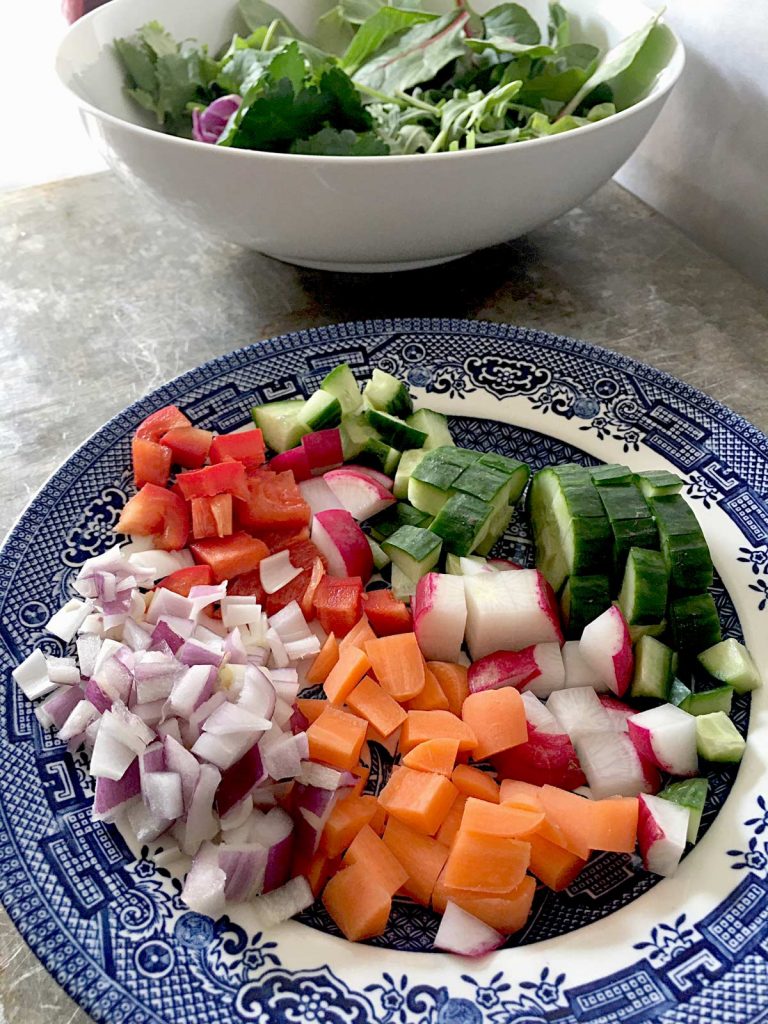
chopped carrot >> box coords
[346,676,407,737]
[433,872,536,933]
[443,831,530,894]
[399,710,477,755]
[499,779,542,809]
[405,667,449,711]
[587,797,639,853]
[350,761,370,797]
[452,764,500,803]
[528,833,587,891]
[538,786,594,860]
[382,818,449,906]
[323,646,371,706]
[427,661,469,717]
[402,737,459,777]
[339,616,377,653]
[306,632,339,684]
[436,793,468,848]
[461,797,544,838]
[293,847,340,897]
[321,794,379,857]
[461,688,527,759]
[322,862,392,941]
[365,633,425,702]
[378,765,458,836]
[365,723,402,757]
[370,801,387,835]
[307,705,368,771]
[345,824,408,896]
[296,697,328,725]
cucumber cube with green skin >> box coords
[340,412,380,460]
[649,494,701,534]
[321,364,363,415]
[251,398,308,453]
[560,575,611,639]
[394,449,428,500]
[369,502,431,542]
[407,409,453,449]
[631,634,674,700]
[366,409,427,451]
[391,563,416,603]
[635,470,684,498]
[598,485,658,578]
[669,593,722,655]
[354,435,401,475]
[659,777,708,843]
[298,390,341,431]
[661,535,714,594]
[591,464,633,486]
[368,536,390,571]
[363,368,414,419]
[383,526,442,582]
[477,452,527,477]
[440,447,480,469]
[453,464,513,506]
[474,504,513,556]
[618,547,668,625]
[678,685,734,717]
[429,493,494,556]
[698,638,761,693]
[628,619,667,643]
[409,454,465,515]
[695,711,745,763]
[669,677,692,706]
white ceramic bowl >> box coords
[56,0,684,272]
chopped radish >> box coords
[598,694,634,732]
[323,469,396,521]
[343,464,393,490]
[547,686,611,741]
[521,643,565,698]
[493,727,586,790]
[563,640,603,690]
[574,729,648,798]
[628,704,698,777]
[487,558,523,570]
[302,428,344,474]
[520,691,562,734]
[579,606,633,697]
[638,793,690,875]
[299,478,345,515]
[464,570,563,660]
[413,573,467,662]
[270,446,311,481]
[311,510,373,581]
[433,901,505,956]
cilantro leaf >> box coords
[291,127,390,154]
[267,40,308,92]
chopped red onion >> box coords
[104,701,155,751]
[266,628,289,668]
[177,638,223,668]
[203,702,271,737]
[224,628,248,665]
[163,734,201,812]
[47,598,95,642]
[221,597,263,629]
[127,798,173,844]
[252,876,314,926]
[182,765,221,857]
[181,841,227,918]
[36,685,85,730]
[93,759,141,822]
[143,771,184,821]
[259,730,305,781]
[284,637,321,661]
[268,668,300,702]
[260,551,302,595]
[272,697,294,730]
[239,667,277,720]
[132,698,166,726]
[192,731,259,771]
[156,717,182,742]
[268,601,312,644]
[219,843,269,902]
[182,690,226,747]
[297,763,356,791]
[220,795,254,831]
[12,649,57,700]
[121,618,153,652]
[46,656,81,685]
[59,699,99,741]
[76,634,103,676]
[127,548,194,583]
[167,665,216,719]
[90,726,137,781]
[146,589,195,625]
[78,612,106,635]
[216,745,266,817]
[93,655,132,703]
[84,679,113,714]
[149,621,185,654]
[290,705,310,734]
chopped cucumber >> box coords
[669,677,692,706]
[698,638,761,693]
[677,685,734,717]
[650,495,713,594]
[591,464,633,486]
[561,575,611,639]
[298,390,341,431]
[382,525,442,582]
[429,493,494,556]
[251,398,308,453]
[628,619,667,643]
[391,563,416,603]
[635,470,683,498]
[475,504,513,556]
[366,409,426,451]
[320,364,362,415]
[407,408,453,449]
[394,449,428,500]
[618,547,668,625]
[631,634,674,700]
[367,536,390,571]
[363,368,414,419]
[409,456,464,516]
[340,412,380,460]
[669,593,722,654]
[597,484,658,579]
[695,711,745,763]
[453,464,514,506]
[368,502,431,542]
[440,447,479,469]
[659,778,708,843]
[477,454,530,503]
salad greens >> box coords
[114,0,674,155]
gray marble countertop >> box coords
[2,171,768,1023]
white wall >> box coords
[616,0,768,289]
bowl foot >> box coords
[267,252,471,273]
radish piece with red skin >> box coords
[323,469,396,522]
[342,464,393,490]
[520,691,562,734]
[464,569,563,660]
[311,511,373,581]
[413,573,467,662]
[270,446,311,481]
[628,704,698,777]
[579,606,633,697]
[302,429,344,475]
[487,558,523,570]
[469,646,541,694]
[299,478,345,515]
[574,729,650,799]
[638,793,690,875]
[493,727,586,791]
[547,686,611,742]
[598,694,634,732]
[521,643,566,698]
[563,640,602,690]
[433,901,505,956]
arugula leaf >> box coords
[353,10,470,93]
[482,3,541,44]
[291,127,389,154]
[547,2,569,48]
[267,40,308,91]
[428,78,522,152]
[559,12,661,116]
[342,6,436,74]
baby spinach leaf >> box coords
[607,22,676,111]
[342,6,436,74]
[291,127,390,154]
[483,3,541,45]
[467,37,553,58]
[353,10,470,93]
[547,2,569,48]
[239,0,302,35]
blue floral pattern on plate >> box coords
[0,319,766,1024]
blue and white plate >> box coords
[1,319,767,1024]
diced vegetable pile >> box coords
[13,362,760,955]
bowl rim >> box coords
[55,0,686,166]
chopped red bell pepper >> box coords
[116,483,190,550]
[363,588,413,636]
[156,564,214,596]
[313,576,363,637]
[209,430,266,469]
[161,426,214,469]
[234,470,310,534]
[135,405,191,443]
[228,539,326,616]
[132,437,172,488]
[191,494,233,539]
[190,532,269,583]
[176,461,249,502]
